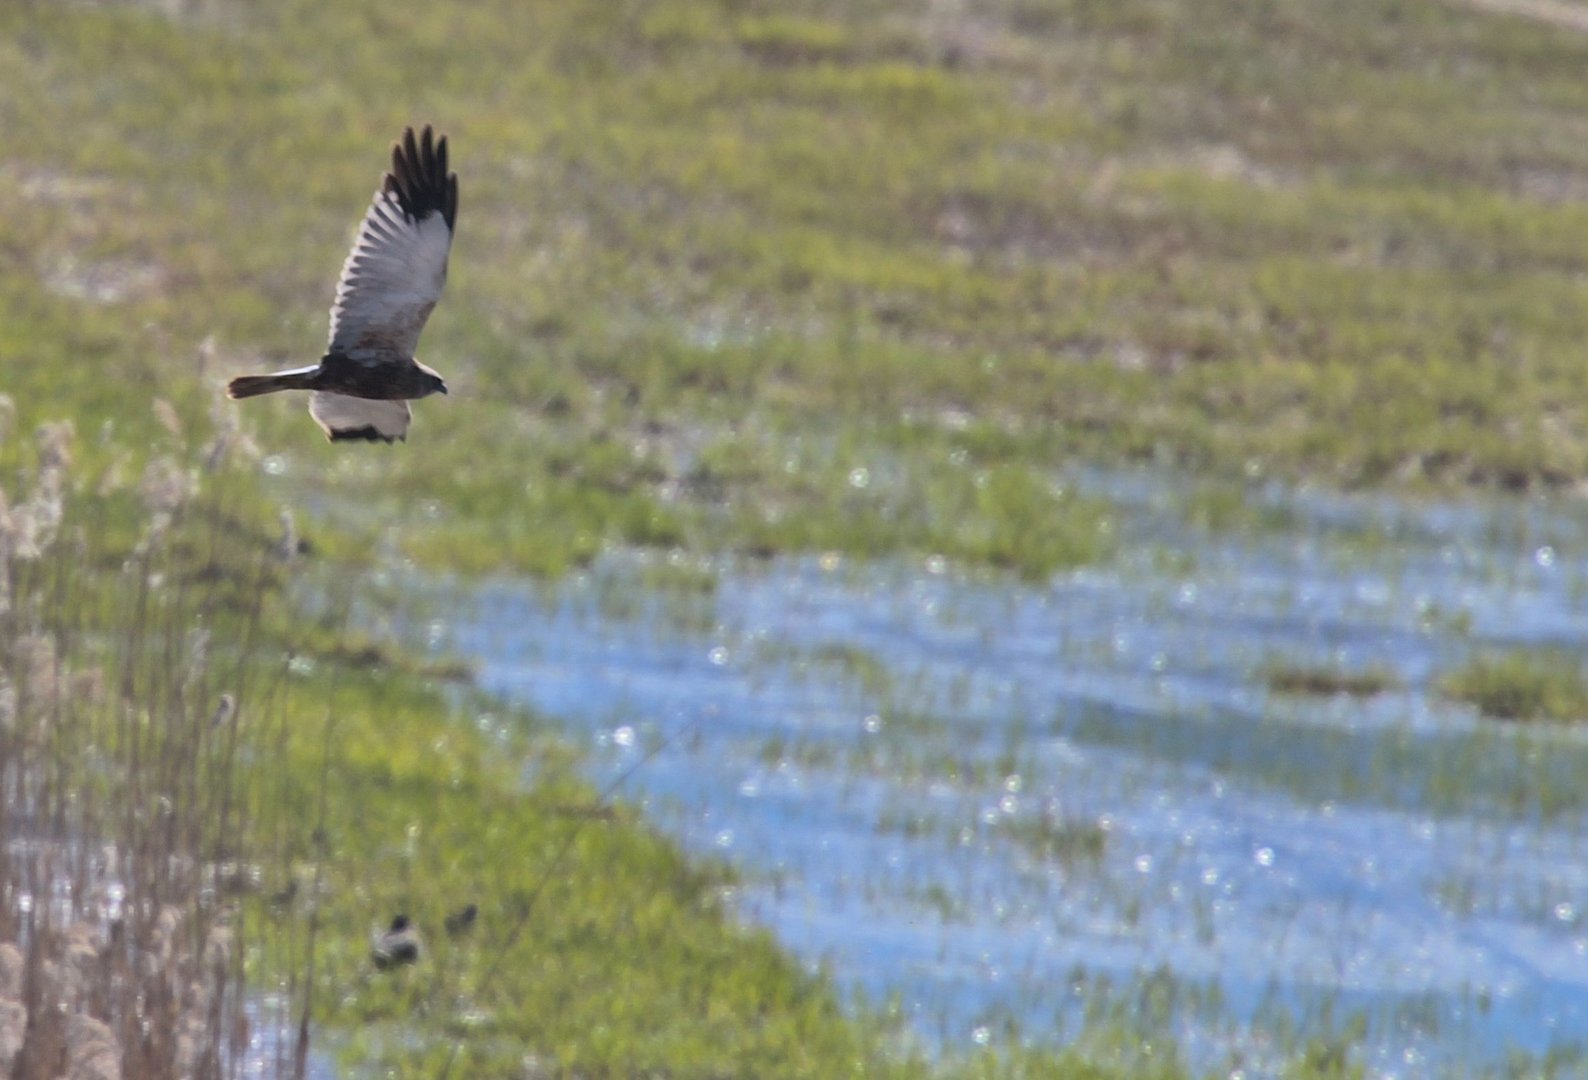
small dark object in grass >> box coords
[268,881,298,913]
[444,903,478,937]
[372,915,421,970]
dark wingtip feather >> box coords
[420,125,435,180]
[403,127,421,179]
[327,425,402,444]
[381,125,456,230]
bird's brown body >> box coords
[227,353,446,402]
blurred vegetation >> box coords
[13,0,1588,580]
[1440,648,1588,722]
[1263,661,1401,698]
[8,0,1588,1074]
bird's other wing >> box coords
[308,392,412,443]
[326,125,458,364]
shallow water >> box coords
[415,473,1588,1075]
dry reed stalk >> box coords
[0,417,311,1079]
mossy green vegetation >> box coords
[1439,649,1588,723]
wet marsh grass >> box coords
[1439,648,1588,723]
[17,0,1588,1075]
[593,508,1588,1067]
[1262,661,1402,699]
[15,0,1588,581]
[996,812,1109,868]
[1059,681,1588,822]
[0,421,943,1076]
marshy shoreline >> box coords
[14,0,1588,1075]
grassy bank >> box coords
[0,424,947,1075]
[11,0,1588,580]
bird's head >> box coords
[417,361,448,397]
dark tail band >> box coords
[227,371,316,400]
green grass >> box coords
[289,680,889,1076]
[997,812,1109,867]
[13,0,1588,580]
[1439,649,1588,722]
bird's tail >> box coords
[226,366,320,400]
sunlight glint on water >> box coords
[422,477,1588,1074]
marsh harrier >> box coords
[227,126,457,442]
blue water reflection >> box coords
[419,477,1588,1073]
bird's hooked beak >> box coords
[438,380,449,395]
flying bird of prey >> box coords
[227,126,458,442]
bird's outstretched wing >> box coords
[309,392,412,443]
[327,125,458,364]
